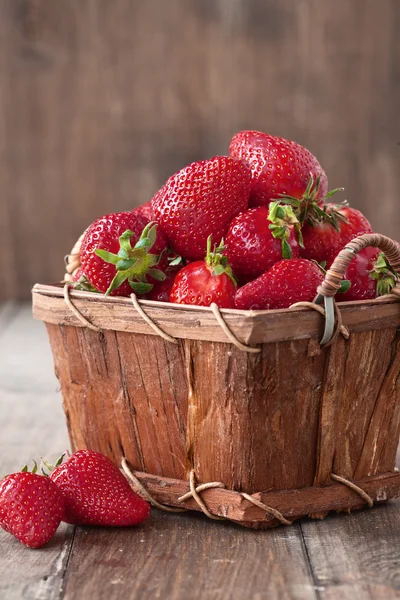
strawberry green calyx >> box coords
[95,222,166,295]
[370,253,398,296]
[205,236,237,286]
[40,454,66,476]
[268,201,303,257]
[21,460,38,474]
[71,274,99,293]
[278,173,344,227]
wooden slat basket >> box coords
[32,233,400,528]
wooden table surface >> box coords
[1,303,400,600]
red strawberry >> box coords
[72,266,85,282]
[229,130,327,209]
[0,470,65,548]
[169,237,237,308]
[235,259,324,310]
[224,204,300,281]
[336,248,397,302]
[80,213,168,296]
[145,264,182,302]
[133,201,153,221]
[49,450,150,527]
[70,267,99,293]
[151,156,251,260]
[301,205,373,266]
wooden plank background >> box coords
[0,0,399,300]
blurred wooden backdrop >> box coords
[0,0,399,299]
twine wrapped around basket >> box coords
[33,232,400,528]
[63,230,87,282]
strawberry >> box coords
[151,156,251,260]
[71,268,99,293]
[72,266,85,282]
[235,258,324,310]
[49,450,150,527]
[336,248,398,302]
[133,201,153,221]
[145,264,182,302]
[300,205,373,266]
[169,237,237,308]
[224,203,300,281]
[0,467,65,548]
[229,130,328,209]
[80,213,169,296]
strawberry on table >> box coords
[300,204,373,266]
[235,258,324,310]
[224,203,300,281]
[229,130,328,209]
[151,156,251,260]
[49,450,150,527]
[0,466,65,548]
[80,212,169,296]
[169,237,237,308]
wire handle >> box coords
[314,233,400,346]
[316,233,400,301]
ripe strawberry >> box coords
[145,264,182,302]
[0,469,65,548]
[133,201,153,221]
[229,130,327,209]
[49,450,150,527]
[169,237,237,308]
[300,205,373,266]
[224,203,300,281]
[71,267,99,293]
[151,156,251,260]
[235,259,324,310]
[72,266,84,282]
[336,248,397,302]
[80,213,169,296]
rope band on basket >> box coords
[61,286,260,352]
[331,473,374,507]
[63,284,102,332]
[120,459,374,524]
[130,294,178,344]
[290,300,349,347]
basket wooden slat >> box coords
[32,282,400,527]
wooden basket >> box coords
[32,233,400,528]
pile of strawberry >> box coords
[73,131,397,309]
[0,450,150,548]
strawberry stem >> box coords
[268,201,301,256]
[276,173,345,227]
[205,236,237,286]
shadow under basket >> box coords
[31,233,400,529]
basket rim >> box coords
[32,282,399,314]
[32,283,400,345]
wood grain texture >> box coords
[0,0,399,300]
[33,284,400,344]
[186,338,326,492]
[300,502,400,599]
[314,330,400,488]
[61,513,317,600]
[0,305,74,600]
[1,303,400,599]
[40,288,400,525]
[120,468,400,527]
